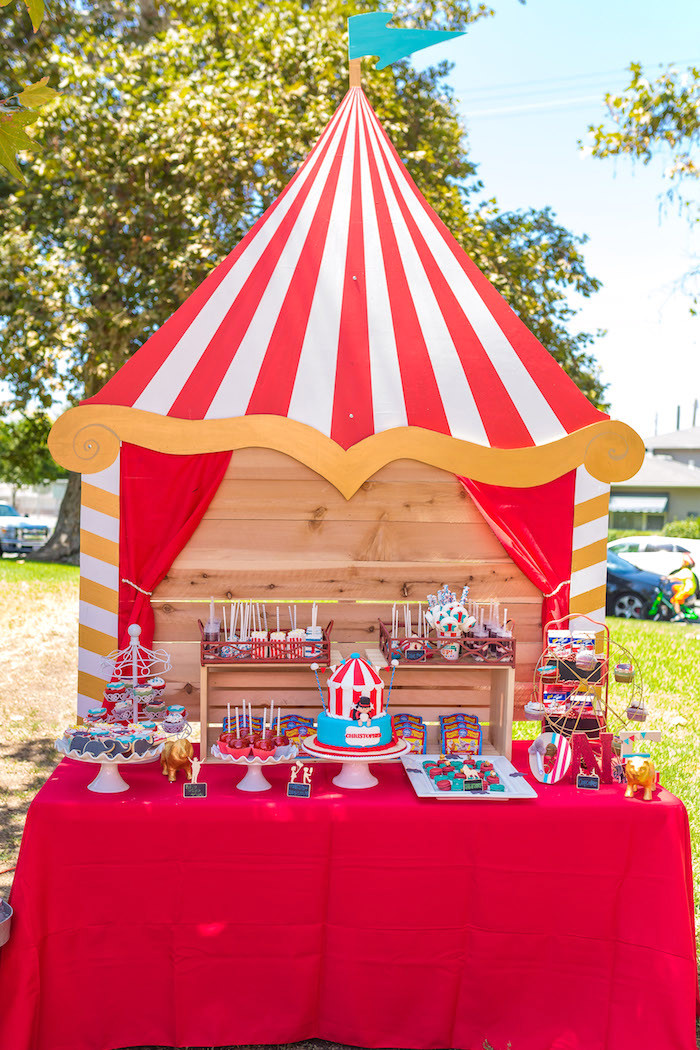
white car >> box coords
[0,503,51,554]
[608,535,700,577]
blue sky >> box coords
[422,0,700,440]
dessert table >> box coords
[0,742,696,1050]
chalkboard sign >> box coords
[183,782,207,798]
[576,773,600,791]
[287,782,311,799]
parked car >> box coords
[0,503,51,554]
[606,548,674,619]
[608,535,700,577]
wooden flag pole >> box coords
[349,57,361,88]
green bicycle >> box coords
[647,588,700,623]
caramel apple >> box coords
[229,737,251,757]
[272,734,289,748]
[252,738,275,760]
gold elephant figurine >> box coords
[160,739,194,783]
[624,757,657,801]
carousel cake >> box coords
[315,653,395,750]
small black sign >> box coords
[576,773,600,791]
[286,782,312,798]
[183,782,207,798]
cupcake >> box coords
[104,682,125,700]
[162,712,185,734]
[148,677,166,694]
[145,700,166,721]
[113,700,133,722]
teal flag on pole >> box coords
[348,11,465,70]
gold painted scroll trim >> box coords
[49,407,645,499]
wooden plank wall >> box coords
[152,449,542,723]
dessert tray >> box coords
[401,753,538,800]
[55,737,163,794]
[210,743,298,791]
[302,735,411,789]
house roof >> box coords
[646,426,700,452]
[613,453,700,490]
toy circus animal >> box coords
[160,739,194,783]
[624,757,657,801]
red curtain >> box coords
[458,471,576,632]
[118,444,232,650]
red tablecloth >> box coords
[0,742,696,1050]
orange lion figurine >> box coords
[624,757,657,801]
[160,739,194,783]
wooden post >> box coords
[349,58,361,88]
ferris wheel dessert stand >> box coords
[302,736,411,789]
[55,738,163,793]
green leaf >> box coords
[0,108,40,182]
[25,0,44,31]
[17,77,57,109]
[0,0,44,30]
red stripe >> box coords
[168,105,355,420]
[362,118,450,435]
[329,116,374,449]
[366,96,608,436]
[364,109,533,450]
[245,102,357,418]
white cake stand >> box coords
[210,743,298,791]
[55,738,163,793]
[302,736,411,789]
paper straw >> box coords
[222,605,228,642]
[269,699,274,737]
[209,597,215,623]
[235,706,240,736]
[262,605,268,631]
[503,608,508,629]
[249,701,253,737]
[277,708,281,735]
[227,702,231,733]
[288,605,294,630]
[276,607,280,632]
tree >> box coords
[0,412,66,502]
[585,61,700,299]
[0,0,607,561]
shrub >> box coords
[662,519,700,540]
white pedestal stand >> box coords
[88,762,130,793]
[55,738,163,794]
[332,761,378,790]
[210,744,298,792]
[301,737,411,789]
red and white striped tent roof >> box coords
[329,653,384,690]
[84,87,607,453]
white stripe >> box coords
[365,108,488,444]
[78,647,113,679]
[572,515,608,550]
[79,600,118,639]
[77,694,96,720]
[80,505,119,543]
[287,101,359,435]
[571,608,606,632]
[358,111,407,432]
[80,552,119,590]
[85,458,120,495]
[364,103,565,445]
[570,562,606,597]
[134,96,355,416]
[206,95,359,421]
[574,466,609,504]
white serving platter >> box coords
[401,753,538,800]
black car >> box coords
[605,548,674,619]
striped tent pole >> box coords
[77,457,120,720]
[569,465,609,637]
